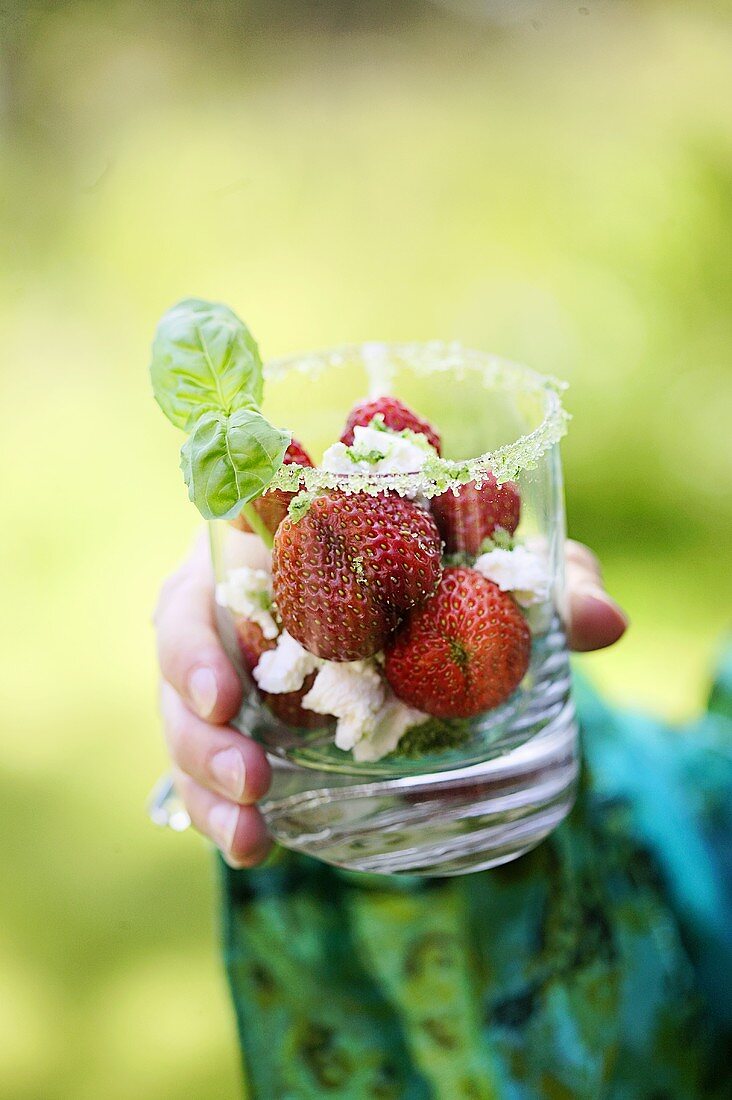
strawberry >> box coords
[234,616,275,674]
[231,438,314,537]
[431,475,520,555]
[384,567,531,718]
[272,492,443,661]
[233,617,321,729]
[340,396,442,454]
[264,677,322,729]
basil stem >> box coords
[240,502,275,549]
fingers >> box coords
[154,548,242,725]
[161,684,272,866]
[172,766,273,869]
[154,535,273,867]
[161,682,271,804]
[565,540,629,653]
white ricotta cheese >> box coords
[352,698,429,763]
[252,631,323,693]
[301,659,427,761]
[321,424,435,477]
[302,660,386,751]
[473,545,551,608]
[215,567,279,639]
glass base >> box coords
[260,696,579,876]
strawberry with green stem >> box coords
[384,567,531,719]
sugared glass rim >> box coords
[264,341,569,499]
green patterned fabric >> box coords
[220,656,732,1098]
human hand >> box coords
[153,536,627,867]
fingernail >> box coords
[578,584,630,626]
[211,748,246,800]
[189,666,217,718]
[208,802,238,853]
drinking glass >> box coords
[195,342,578,876]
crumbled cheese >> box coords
[302,661,386,751]
[215,567,278,639]
[321,424,435,477]
[473,545,551,607]
[253,631,323,693]
[301,659,427,761]
[352,698,429,763]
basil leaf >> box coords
[180,408,291,520]
[150,298,264,430]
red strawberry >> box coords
[264,675,322,729]
[272,492,443,661]
[231,438,314,537]
[384,567,531,718]
[431,475,520,555]
[232,617,321,729]
[234,616,275,674]
[340,396,442,454]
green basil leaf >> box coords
[150,298,264,430]
[180,408,291,520]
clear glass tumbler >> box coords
[209,343,577,875]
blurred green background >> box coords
[1,1,731,1096]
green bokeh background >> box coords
[1,2,731,1096]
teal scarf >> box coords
[220,657,732,1098]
